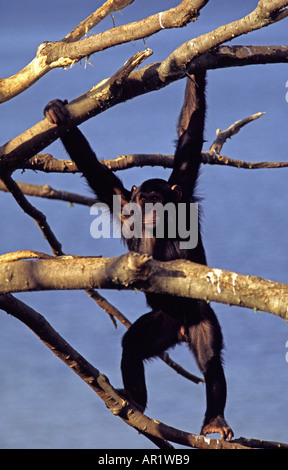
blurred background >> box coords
[0,0,287,449]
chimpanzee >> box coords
[44,70,233,440]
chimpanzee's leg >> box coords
[187,301,234,440]
[121,310,182,411]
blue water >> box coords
[0,0,288,449]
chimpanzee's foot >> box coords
[201,416,234,440]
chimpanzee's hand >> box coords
[44,99,69,125]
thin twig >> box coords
[0,180,96,206]
[209,112,265,155]
[202,152,288,169]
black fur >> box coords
[44,71,233,439]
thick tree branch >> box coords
[2,51,288,176]
[0,49,152,172]
[196,44,288,71]
[0,174,202,384]
[43,0,206,66]
[0,247,203,385]
[1,0,287,104]
[1,3,287,450]
[0,252,287,320]
[0,0,207,103]
[0,0,135,103]
[159,1,288,80]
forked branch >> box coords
[0,49,152,172]
[0,0,207,103]
[1,1,288,102]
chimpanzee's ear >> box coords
[171,184,182,202]
[130,185,138,198]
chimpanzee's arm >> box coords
[168,71,206,200]
[44,100,131,212]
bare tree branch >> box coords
[0,0,135,103]
[0,252,287,320]
[0,49,152,172]
[24,152,172,173]
[159,1,288,80]
[196,44,288,71]
[63,0,135,43]
[0,108,285,221]
[202,153,288,169]
[0,175,202,385]
[209,112,265,155]
[0,248,203,385]
[2,70,288,178]
[0,292,171,449]
[0,174,64,256]
[0,251,54,263]
[0,293,254,449]
[0,0,207,103]
[16,111,287,186]
[22,150,288,176]
[1,292,287,449]
[43,0,206,66]
[24,153,78,173]
[0,180,96,206]
[1,0,288,104]
[1,2,288,449]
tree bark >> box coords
[0,1,287,103]
[0,0,207,103]
[0,252,287,320]
[0,49,152,172]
